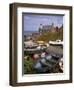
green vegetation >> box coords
[36,27,63,42]
[24,57,36,74]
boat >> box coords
[49,40,63,46]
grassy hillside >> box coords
[36,27,63,42]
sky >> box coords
[23,14,63,32]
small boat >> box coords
[49,40,63,46]
[52,54,60,60]
[33,53,60,73]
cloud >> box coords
[24,14,63,31]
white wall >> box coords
[0,0,74,90]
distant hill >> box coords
[36,26,63,42]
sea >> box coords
[24,31,38,35]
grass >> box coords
[24,57,36,74]
[36,27,63,42]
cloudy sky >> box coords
[23,14,63,32]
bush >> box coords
[24,57,36,74]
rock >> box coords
[33,54,39,60]
[45,55,52,60]
[41,52,46,58]
[34,62,42,69]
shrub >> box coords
[24,57,36,74]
